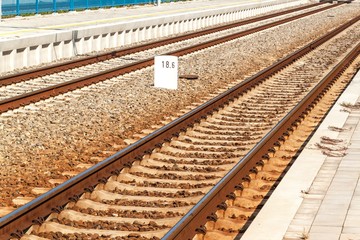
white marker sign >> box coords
[154,55,178,90]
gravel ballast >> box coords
[0,4,359,208]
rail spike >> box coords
[256,160,265,167]
[123,162,132,168]
[235,184,244,191]
[111,169,121,176]
[135,155,143,160]
[155,142,163,148]
[144,149,153,155]
[180,127,187,132]
[217,202,228,210]
[10,230,24,239]
[278,135,286,142]
[250,167,259,175]
[226,192,236,200]
[262,153,270,160]
[268,147,276,153]
[98,177,108,184]
[32,216,45,225]
[207,213,218,222]
[242,175,251,182]
[195,225,207,235]
[84,185,95,193]
[69,194,80,202]
[51,205,64,213]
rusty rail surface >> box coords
[0,3,340,114]
[0,2,326,87]
[0,13,359,239]
[162,41,360,240]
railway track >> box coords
[1,10,359,240]
[1,3,357,218]
[164,42,360,240]
[0,2,340,113]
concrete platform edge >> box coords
[0,0,307,73]
[240,69,360,240]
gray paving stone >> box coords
[308,232,340,240]
[341,227,360,234]
[312,213,346,227]
[325,189,355,195]
[310,226,342,234]
[324,193,353,201]
[317,206,348,216]
[347,209,360,215]
[283,231,305,240]
[309,189,327,195]
[353,188,360,196]
[338,159,360,163]
[322,161,342,166]
[327,184,356,192]
[346,117,359,124]
[317,170,337,176]
[343,153,360,158]
[297,207,319,214]
[350,196,360,202]
[286,224,311,233]
[322,165,339,170]
[293,212,316,220]
[312,182,332,189]
[290,218,314,226]
[344,214,360,228]
[301,198,323,205]
[351,136,360,141]
[299,203,322,209]
[334,171,360,178]
[349,202,360,210]
[321,198,352,207]
[303,194,324,200]
[346,148,360,152]
[337,166,360,171]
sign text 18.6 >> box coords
[162,60,176,69]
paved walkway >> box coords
[285,97,360,240]
[241,68,360,240]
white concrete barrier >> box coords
[0,0,308,73]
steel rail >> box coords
[0,3,341,114]
[0,13,358,239]
[162,40,360,240]
[0,2,326,87]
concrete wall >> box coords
[0,0,308,73]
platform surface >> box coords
[241,68,360,240]
[0,0,274,40]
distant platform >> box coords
[0,0,308,72]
